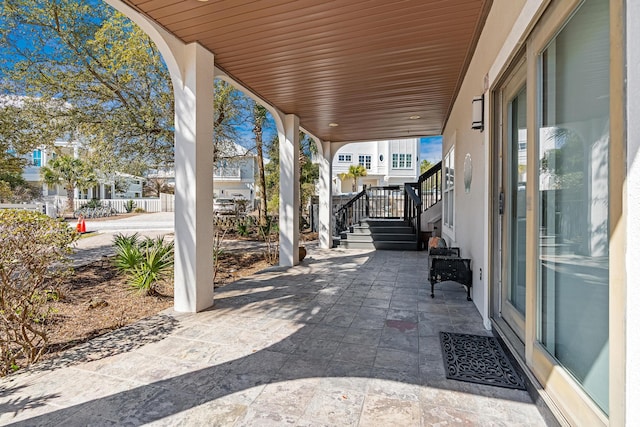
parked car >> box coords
[213,198,236,215]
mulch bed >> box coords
[41,251,270,362]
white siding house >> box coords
[23,140,144,202]
[332,138,420,193]
[149,143,258,209]
[213,155,257,207]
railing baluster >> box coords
[334,164,441,239]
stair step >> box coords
[340,240,418,250]
[361,219,408,227]
[351,226,414,234]
[346,233,416,242]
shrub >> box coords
[237,221,250,237]
[80,198,102,209]
[0,210,78,375]
[258,216,279,265]
[129,237,174,295]
[113,234,173,295]
[124,200,136,213]
[113,233,142,272]
[133,207,145,213]
[212,228,228,286]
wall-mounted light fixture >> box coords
[471,95,484,131]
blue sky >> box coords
[420,136,443,163]
[237,121,443,163]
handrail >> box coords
[404,183,422,208]
[417,161,442,212]
[404,183,422,250]
[334,188,368,235]
[367,185,403,218]
[333,161,442,246]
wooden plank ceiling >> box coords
[122,0,492,143]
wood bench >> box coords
[428,247,472,301]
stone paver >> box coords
[0,247,549,426]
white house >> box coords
[149,142,258,209]
[332,138,420,193]
[213,144,257,207]
[1,96,144,203]
[23,140,144,202]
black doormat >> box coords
[439,332,526,390]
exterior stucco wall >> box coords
[441,0,526,321]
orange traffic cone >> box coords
[76,215,86,233]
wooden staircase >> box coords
[336,218,419,250]
[333,162,442,251]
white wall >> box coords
[441,0,526,323]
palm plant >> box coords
[112,234,174,295]
[339,164,367,192]
[113,233,142,272]
[129,237,174,295]
[41,155,97,212]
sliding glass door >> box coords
[491,0,611,422]
[498,60,527,341]
[536,0,610,414]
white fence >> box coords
[72,198,162,213]
[0,203,45,212]
[160,193,175,212]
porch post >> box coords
[318,140,333,249]
[173,42,215,312]
[279,114,300,266]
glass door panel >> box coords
[499,59,527,341]
[508,86,527,316]
[537,0,609,414]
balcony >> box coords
[213,167,241,181]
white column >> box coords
[279,114,300,266]
[318,140,333,249]
[173,42,215,312]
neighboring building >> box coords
[332,138,420,193]
[213,145,257,207]
[1,96,144,203]
[22,140,144,202]
[148,142,258,209]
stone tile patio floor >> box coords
[0,246,547,426]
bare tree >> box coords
[253,103,268,225]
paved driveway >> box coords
[84,212,175,232]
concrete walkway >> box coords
[0,247,548,426]
[83,212,175,233]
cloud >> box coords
[420,136,442,162]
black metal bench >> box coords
[428,247,472,301]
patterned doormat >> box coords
[439,332,526,390]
